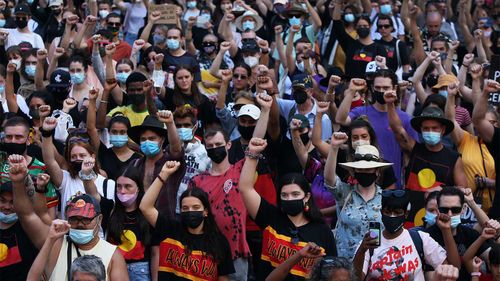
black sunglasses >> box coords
[378,24,392,29]
[68,215,98,226]
[107,22,121,27]
[353,153,380,162]
[438,206,462,214]
[382,189,406,198]
[233,74,248,80]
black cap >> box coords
[14,4,31,16]
[48,69,71,89]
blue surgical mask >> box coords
[167,39,180,50]
[178,127,194,142]
[0,212,18,224]
[153,34,166,45]
[242,20,255,31]
[450,214,461,228]
[0,85,5,94]
[289,16,301,26]
[140,140,161,157]
[187,1,197,8]
[296,60,305,72]
[0,19,6,28]
[70,72,85,85]
[25,65,36,77]
[109,134,128,148]
[424,211,437,226]
[380,4,392,15]
[344,13,355,23]
[69,228,95,244]
[422,131,441,146]
[438,90,448,98]
[116,72,130,84]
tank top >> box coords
[50,237,116,281]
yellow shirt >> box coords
[107,105,149,127]
[458,131,496,212]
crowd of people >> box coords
[0,0,499,280]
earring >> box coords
[304,202,310,212]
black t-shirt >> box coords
[98,143,142,181]
[160,89,218,128]
[254,199,337,281]
[332,20,387,79]
[0,221,39,281]
[375,38,410,73]
[152,215,235,281]
[425,224,493,281]
[162,51,201,82]
[487,127,500,220]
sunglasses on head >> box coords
[382,189,406,198]
[438,206,462,214]
[353,153,379,162]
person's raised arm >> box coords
[239,138,267,219]
[301,0,322,32]
[463,187,490,228]
[143,79,158,116]
[139,161,181,227]
[290,118,309,169]
[445,83,464,146]
[91,35,106,86]
[473,30,488,64]
[274,25,287,70]
[312,101,331,158]
[286,25,300,75]
[26,219,70,281]
[265,243,325,281]
[353,232,379,280]
[46,47,65,80]
[140,11,161,44]
[409,7,426,64]
[458,1,475,52]
[254,87,273,139]
[216,69,232,110]
[336,78,366,126]
[435,213,462,269]
[434,264,460,281]
[87,88,100,151]
[444,41,459,74]
[5,61,18,113]
[185,17,198,56]
[472,80,499,143]
[384,90,415,152]
[96,79,117,129]
[80,156,101,202]
[8,155,49,249]
[209,41,232,78]
[33,173,54,224]
[324,132,348,187]
[458,54,475,102]
[401,0,411,31]
[413,51,437,103]
[157,110,183,158]
[35,49,48,91]
[74,16,97,49]
[104,43,123,105]
[40,117,64,187]
[262,71,281,141]
[60,14,79,51]
[463,227,496,273]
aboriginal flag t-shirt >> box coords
[0,221,38,281]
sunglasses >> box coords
[438,206,462,214]
[378,24,392,29]
[382,189,406,198]
[353,153,379,162]
[68,215,97,226]
[233,74,248,80]
[107,22,121,27]
[287,14,302,18]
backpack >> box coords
[408,229,426,269]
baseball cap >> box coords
[237,104,261,120]
[66,194,101,218]
[19,41,33,52]
[14,4,31,16]
[48,0,63,7]
[290,114,310,128]
[365,61,379,76]
[292,73,312,89]
[48,69,71,89]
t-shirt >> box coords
[107,105,149,127]
[98,143,142,181]
[162,52,201,82]
[0,154,59,208]
[362,229,446,281]
[0,222,39,281]
[349,104,418,188]
[254,199,337,281]
[486,127,499,220]
[3,28,44,49]
[152,215,235,281]
[191,160,251,260]
[375,38,409,73]
[160,89,217,128]
[304,157,335,226]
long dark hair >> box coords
[106,165,151,247]
[179,187,227,262]
[348,117,379,156]
[277,173,324,224]
[172,65,203,107]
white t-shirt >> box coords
[3,28,44,49]
[362,229,446,281]
[58,170,116,219]
[123,2,147,35]
[1,94,29,116]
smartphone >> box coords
[369,222,381,246]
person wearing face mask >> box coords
[331,2,387,79]
[367,0,406,40]
[127,112,185,221]
[160,27,201,82]
[324,132,392,260]
[353,189,458,281]
[17,48,38,99]
[34,0,65,43]
[239,137,336,281]
[235,11,264,34]
[1,4,44,49]
[140,162,235,281]
[425,187,495,281]
[182,0,200,22]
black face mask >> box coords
[53,88,70,101]
[206,146,227,164]
[15,18,28,29]
[354,172,377,187]
[128,94,145,106]
[300,132,309,145]
[281,198,304,216]
[426,75,438,89]
[107,26,119,36]
[238,125,255,140]
[181,211,204,229]
[371,90,386,105]
[71,160,83,173]
[356,27,370,38]
[382,214,405,234]
[29,107,40,119]
[2,142,27,155]
[293,90,308,105]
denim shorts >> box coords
[127,261,151,281]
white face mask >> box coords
[243,55,259,68]
[99,10,109,18]
[352,139,370,150]
[9,59,21,71]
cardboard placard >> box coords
[149,4,177,25]
[488,54,500,105]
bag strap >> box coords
[395,39,402,68]
[66,237,82,281]
[334,190,353,234]
[408,229,425,267]
[103,178,108,199]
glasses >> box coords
[382,189,406,198]
[378,24,392,29]
[68,215,97,226]
[353,153,379,162]
[287,14,302,18]
[107,22,121,27]
[233,74,248,80]
[438,206,462,214]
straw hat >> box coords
[339,145,393,169]
[234,11,264,32]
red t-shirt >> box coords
[192,159,251,260]
[86,39,132,61]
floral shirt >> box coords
[327,176,382,260]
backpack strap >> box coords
[408,229,426,268]
[103,178,108,199]
[395,39,401,68]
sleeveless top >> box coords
[50,237,116,281]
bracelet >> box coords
[78,170,97,181]
[471,272,481,277]
[244,148,264,160]
[157,175,166,184]
[40,128,54,138]
[99,99,108,104]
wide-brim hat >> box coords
[411,106,454,135]
[282,3,307,17]
[339,145,393,169]
[432,74,458,89]
[127,115,168,144]
[234,11,264,32]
